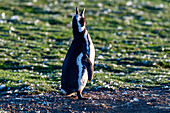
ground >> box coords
[0,89,169,113]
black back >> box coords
[61,11,87,94]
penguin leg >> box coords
[77,91,89,100]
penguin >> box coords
[60,7,95,100]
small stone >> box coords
[39,93,44,96]
[133,98,139,102]
[10,15,20,20]
[147,102,153,106]
[149,98,157,102]
[88,97,92,100]
[126,1,133,6]
[152,94,159,97]
[122,92,128,95]
[112,106,116,108]
[10,26,15,31]
[0,84,6,90]
[130,100,134,102]
[97,3,103,7]
[6,90,13,94]
[98,55,104,59]
[68,109,73,113]
[1,12,6,19]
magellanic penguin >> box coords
[60,7,95,100]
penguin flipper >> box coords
[82,54,94,81]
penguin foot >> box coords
[77,91,90,100]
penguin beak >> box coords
[80,8,85,18]
[76,7,79,15]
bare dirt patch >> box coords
[0,89,169,113]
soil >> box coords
[0,89,169,113]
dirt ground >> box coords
[0,89,169,113]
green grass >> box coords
[0,0,169,94]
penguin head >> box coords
[72,7,86,33]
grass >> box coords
[0,0,169,94]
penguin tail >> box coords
[60,88,76,96]
[60,89,67,95]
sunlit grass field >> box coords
[0,0,169,94]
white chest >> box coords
[76,52,88,92]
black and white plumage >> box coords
[60,7,95,100]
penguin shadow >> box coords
[64,95,78,100]
[59,92,78,100]
[60,92,99,100]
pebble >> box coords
[10,15,20,20]
[0,84,6,90]
[133,98,139,102]
[154,106,170,110]
[6,90,13,94]
[147,102,154,106]
[98,55,104,59]
[140,93,150,97]
[126,1,133,6]
[97,3,103,7]
[149,98,157,102]
[152,94,159,97]
[122,92,128,95]
[88,97,92,100]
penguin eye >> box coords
[79,18,85,24]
